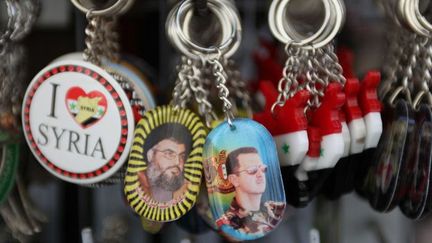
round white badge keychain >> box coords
[22,0,143,185]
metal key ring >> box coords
[10,0,40,41]
[307,0,344,49]
[173,0,241,59]
[181,0,241,58]
[412,0,432,37]
[118,0,135,15]
[269,0,331,47]
[274,0,344,49]
[167,0,241,60]
[412,90,432,110]
[71,0,128,16]
[0,0,19,51]
[166,3,225,60]
[270,0,345,49]
[279,1,339,47]
[388,85,413,107]
[166,1,233,59]
[397,0,431,36]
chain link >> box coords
[305,48,327,108]
[0,0,39,131]
[379,28,406,99]
[208,57,235,126]
[188,60,218,128]
[402,36,420,89]
[172,57,193,110]
[224,59,252,117]
[388,32,420,106]
[83,14,104,65]
[101,16,120,63]
[323,44,346,85]
[271,44,302,114]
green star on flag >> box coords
[320,148,324,157]
[282,144,289,154]
[97,107,104,116]
[69,103,76,110]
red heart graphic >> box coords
[65,87,108,129]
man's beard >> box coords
[146,163,184,191]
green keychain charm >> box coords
[0,144,20,205]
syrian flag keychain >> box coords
[320,47,382,199]
[322,77,367,199]
[254,46,314,207]
[354,71,383,195]
[296,81,346,202]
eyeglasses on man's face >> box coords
[153,149,187,163]
[234,164,267,175]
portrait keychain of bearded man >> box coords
[123,1,211,225]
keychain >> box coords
[365,34,422,211]
[0,1,47,241]
[22,0,156,186]
[367,34,416,212]
[123,0,218,225]
[158,0,288,241]
[399,40,432,219]
[356,0,432,214]
[0,0,39,143]
[400,99,432,219]
[322,46,382,199]
[262,0,346,207]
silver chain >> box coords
[224,59,252,117]
[388,32,420,106]
[379,28,406,99]
[101,16,120,63]
[171,57,218,128]
[83,14,104,66]
[402,36,420,90]
[172,57,193,110]
[0,0,39,131]
[305,48,327,108]
[208,57,235,126]
[421,40,432,88]
[188,60,218,128]
[324,43,346,86]
[271,44,302,114]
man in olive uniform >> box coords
[216,147,285,235]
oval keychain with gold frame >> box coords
[124,105,207,222]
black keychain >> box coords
[399,39,432,219]
[366,98,412,212]
[399,103,432,219]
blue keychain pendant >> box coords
[203,118,286,241]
